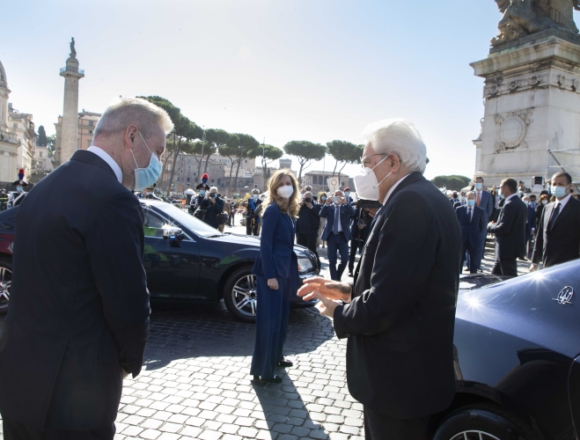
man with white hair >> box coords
[299,119,462,439]
[0,97,173,439]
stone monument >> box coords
[55,38,84,166]
[471,0,580,189]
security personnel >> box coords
[245,189,262,236]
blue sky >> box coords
[1,0,550,180]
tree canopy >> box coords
[431,175,471,191]
[36,125,48,147]
[283,141,326,183]
[326,140,360,177]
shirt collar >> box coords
[382,173,411,206]
[87,146,123,184]
[556,193,572,209]
[506,193,518,202]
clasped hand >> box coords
[297,277,352,318]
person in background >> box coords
[200,186,225,229]
[0,97,171,439]
[536,193,549,229]
[525,195,537,258]
[190,174,209,215]
[0,189,8,211]
[251,170,300,383]
[219,199,231,232]
[343,187,354,205]
[227,199,235,226]
[317,192,328,248]
[456,191,485,274]
[531,171,580,270]
[487,178,527,276]
[450,191,459,206]
[245,189,262,236]
[320,190,355,281]
[473,176,494,266]
[453,191,467,209]
[348,199,381,277]
[296,191,321,269]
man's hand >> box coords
[358,224,366,230]
[529,263,539,272]
[340,197,347,205]
[209,197,216,204]
[298,277,351,302]
[122,368,130,379]
[312,291,339,318]
[325,197,332,206]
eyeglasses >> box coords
[360,153,387,170]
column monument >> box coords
[471,1,580,189]
[56,38,84,166]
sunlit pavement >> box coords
[0,218,530,440]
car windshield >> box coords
[154,203,224,238]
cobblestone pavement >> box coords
[0,218,530,440]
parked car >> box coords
[0,200,319,322]
[433,259,580,440]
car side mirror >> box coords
[162,225,185,247]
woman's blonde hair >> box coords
[261,169,300,217]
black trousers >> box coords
[364,406,430,440]
[2,418,115,440]
[246,217,259,236]
[491,257,518,276]
[296,232,320,269]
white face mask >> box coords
[353,156,391,201]
[277,185,294,199]
[542,200,548,205]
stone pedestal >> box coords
[57,56,84,166]
[471,32,580,188]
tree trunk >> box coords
[160,150,174,193]
[331,159,339,177]
[203,151,212,173]
[167,138,182,196]
[338,161,348,175]
[196,154,203,183]
[298,159,305,184]
[262,158,267,192]
[228,159,237,196]
[233,156,243,196]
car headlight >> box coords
[297,258,313,273]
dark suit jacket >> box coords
[201,195,225,228]
[252,204,298,285]
[456,205,485,249]
[532,196,580,267]
[296,203,321,235]
[0,151,150,430]
[320,203,355,241]
[333,172,462,418]
[475,190,494,221]
[487,195,527,260]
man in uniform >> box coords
[245,188,262,236]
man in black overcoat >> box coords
[0,97,173,439]
[299,119,462,440]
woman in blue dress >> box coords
[250,169,300,383]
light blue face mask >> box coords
[552,185,568,199]
[132,132,162,191]
[467,199,475,207]
[475,182,483,190]
[199,190,206,196]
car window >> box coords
[153,203,223,238]
[143,209,166,238]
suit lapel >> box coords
[551,198,576,230]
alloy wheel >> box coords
[449,431,501,440]
[0,266,11,309]
[231,274,257,318]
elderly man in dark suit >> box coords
[320,190,355,281]
[456,191,485,274]
[299,119,462,440]
[531,171,580,270]
[487,178,527,276]
[0,98,174,439]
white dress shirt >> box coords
[551,193,572,221]
[87,146,123,184]
[382,173,411,206]
[334,204,343,233]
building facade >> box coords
[302,171,350,195]
[0,59,37,186]
[54,110,101,160]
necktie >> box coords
[476,192,481,207]
[468,208,472,223]
[333,205,340,234]
[548,203,560,231]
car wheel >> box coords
[434,403,541,440]
[0,257,12,315]
[223,266,257,323]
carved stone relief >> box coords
[494,109,533,153]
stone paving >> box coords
[0,218,531,440]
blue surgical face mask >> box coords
[321,196,326,202]
[344,192,350,197]
[499,193,505,199]
[252,194,258,200]
[467,199,475,207]
[16,186,23,192]
[553,185,568,199]
[199,190,206,196]
[132,132,162,191]
[475,182,482,190]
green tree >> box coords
[431,175,471,191]
[326,140,360,177]
[46,134,56,156]
[36,125,48,146]
[229,133,259,195]
[203,128,230,174]
[257,144,283,191]
[283,141,327,183]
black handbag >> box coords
[193,208,206,220]
[217,212,229,226]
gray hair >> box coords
[210,186,218,192]
[94,97,174,140]
[361,118,427,174]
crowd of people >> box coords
[1,97,579,440]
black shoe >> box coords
[277,359,293,367]
[252,375,282,383]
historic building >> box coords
[54,110,101,158]
[0,59,37,186]
[302,171,350,194]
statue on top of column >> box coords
[492,0,580,46]
[70,38,76,59]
